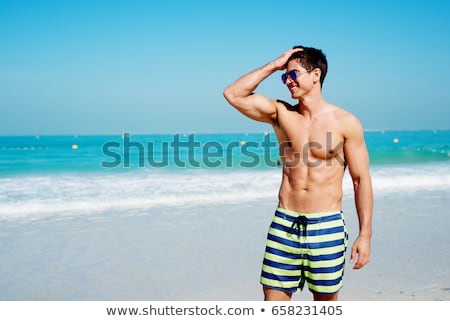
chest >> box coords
[275,117,345,160]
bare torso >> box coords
[273,101,347,213]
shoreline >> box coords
[1,187,449,301]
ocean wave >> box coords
[0,170,280,221]
[0,163,448,221]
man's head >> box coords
[287,46,328,87]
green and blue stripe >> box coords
[260,208,348,294]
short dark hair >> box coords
[288,46,328,86]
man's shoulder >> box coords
[330,104,361,125]
[324,105,364,139]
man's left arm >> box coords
[343,115,373,270]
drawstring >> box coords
[290,215,309,290]
[291,215,308,237]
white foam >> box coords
[0,170,281,221]
[371,163,450,192]
[0,163,449,221]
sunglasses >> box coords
[281,69,312,84]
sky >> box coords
[0,0,449,135]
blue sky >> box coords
[1,0,449,135]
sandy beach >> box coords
[1,179,449,301]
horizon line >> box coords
[1,128,450,138]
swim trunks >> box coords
[260,207,348,295]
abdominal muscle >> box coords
[277,159,344,213]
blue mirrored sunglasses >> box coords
[281,69,312,84]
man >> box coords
[223,46,373,301]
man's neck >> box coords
[298,92,327,120]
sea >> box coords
[0,130,449,222]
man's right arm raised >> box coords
[223,48,301,124]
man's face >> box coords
[283,60,313,99]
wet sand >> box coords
[1,186,449,301]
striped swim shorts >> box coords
[260,207,348,295]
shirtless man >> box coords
[223,46,373,301]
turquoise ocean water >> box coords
[0,130,449,221]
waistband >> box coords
[276,207,343,222]
[275,208,343,237]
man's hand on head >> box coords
[269,47,304,71]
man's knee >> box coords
[313,291,339,301]
[263,286,293,301]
